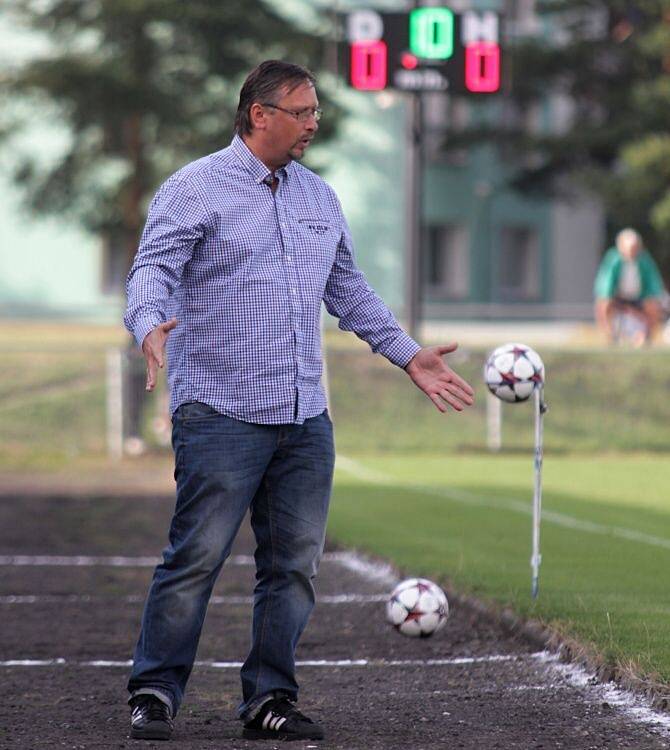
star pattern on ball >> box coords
[500,370,520,385]
[484,343,544,404]
[405,609,426,622]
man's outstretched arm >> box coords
[323,211,474,413]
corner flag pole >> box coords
[531,385,548,599]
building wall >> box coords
[551,193,603,317]
[415,0,605,321]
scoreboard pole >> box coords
[342,6,503,339]
[404,91,423,340]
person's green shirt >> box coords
[593,247,664,300]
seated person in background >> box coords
[593,228,664,345]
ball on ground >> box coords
[386,578,449,637]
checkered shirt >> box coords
[124,135,420,424]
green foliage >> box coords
[448,1,670,274]
[1,0,338,275]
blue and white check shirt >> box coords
[125,135,420,424]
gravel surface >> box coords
[1,492,669,749]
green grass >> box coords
[2,327,670,469]
[2,324,670,685]
[328,452,670,684]
[330,346,670,453]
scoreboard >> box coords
[344,8,502,94]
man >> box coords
[594,228,664,345]
[124,60,474,743]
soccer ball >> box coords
[386,578,449,637]
[484,343,545,403]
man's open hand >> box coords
[142,318,178,391]
[405,343,475,413]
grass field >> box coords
[1,322,669,690]
[329,452,670,685]
[2,328,670,468]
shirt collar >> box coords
[231,134,293,184]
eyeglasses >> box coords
[262,103,322,122]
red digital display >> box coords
[465,42,500,93]
[350,41,388,91]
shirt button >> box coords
[287,255,292,262]
[291,288,297,294]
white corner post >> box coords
[106,347,124,461]
[486,391,502,451]
[320,305,332,416]
[531,385,548,598]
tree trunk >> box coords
[123,112,145,276]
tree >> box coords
[0,0,339,447]
[0,0,338,279]
[447,0,670,275]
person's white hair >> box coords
[615,228,642,251]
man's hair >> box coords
[234,60,316,136]
[616,228,642,251]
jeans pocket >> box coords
[177,401,221,421]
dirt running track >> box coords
[1,491,669,750]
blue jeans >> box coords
[127,403,335,719]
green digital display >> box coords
[409,8,454,60]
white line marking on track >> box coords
[0,653,542,669]
[324,550,398,586]
[336,456,670,552]
[0,593,388,605]
[0,551,391,568]
[538,653,670,731]
[0,555,162,567]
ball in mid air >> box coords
[386,578,449,637]
[484,342,545,403]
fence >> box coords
[0,345,170,469]
[1,339,669,471]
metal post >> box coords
[486,391,502,451]
[404,91,422,340]
[321,306,332,417]
[531,385,547,598]
[106,347,124,461]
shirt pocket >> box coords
[293,217,338,268]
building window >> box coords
[424,224,470,300]
[498,225,541,301]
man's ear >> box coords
[249,102,267,131]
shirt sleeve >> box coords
[323,209,421,368]
[593,248,619,299]
[124,177,208,348]
[641,251,664,297]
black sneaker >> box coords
[130,695,174,741]
[242,696,324,741]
